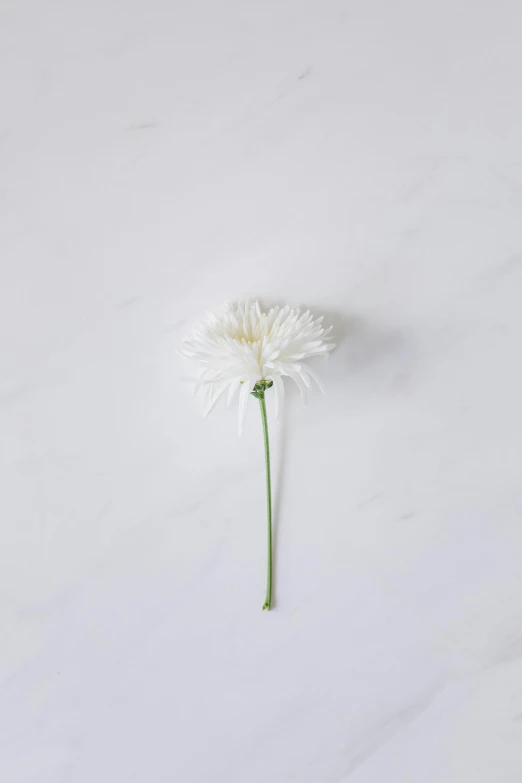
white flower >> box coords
[181,300,335,434]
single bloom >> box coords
[181,300,335,434]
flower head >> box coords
[181,300,335,434]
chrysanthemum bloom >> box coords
[181,300,335,610]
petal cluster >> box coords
[181,300,335,434]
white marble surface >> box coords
[2,1,522,780]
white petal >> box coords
[201,383,213,415]
[296,366,312,388]
[288,371,308,404]
[301,364,326,393]
[271,373,284,422]
[227,378,241,408]
[237,378,255,436]
[203,382,231,418]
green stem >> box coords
[258,392,273,610]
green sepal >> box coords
[251,379,273,399]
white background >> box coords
[2,1,522,781]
